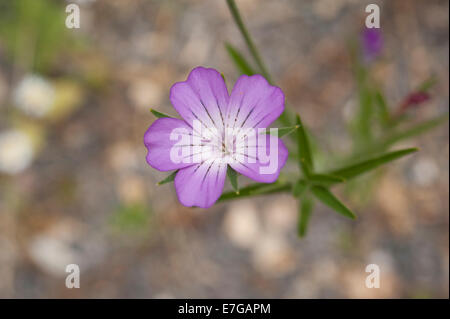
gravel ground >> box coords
[0,0,448,298]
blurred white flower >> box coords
[13,75,55,117]
[0,130,34,175]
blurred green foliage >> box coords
[110,203,152,235]
[220,0,448,237]
[0,0,71,73]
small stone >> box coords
[262,196,296,234]
[251,234,295,277]
[0,130,34,175]
[117,175,147,203]
[376,175,414,235]
[222,200,261,249]
[27,219,105,277]
[128,79,163,112]
[412,157,439,187]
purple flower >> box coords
[144,67,288,208]
[361,28,383,62]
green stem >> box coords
[226,0,272,83]
[351,113,449,160]
[226,0,294,127]
[219,182,292,202]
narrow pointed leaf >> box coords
[225,0,271,82]
[308,174,345,184]
[225,43,256,76]
[298,196,314,237]
[311,186,356,219]
[279,102,295,127]
[150,109,172,118]
[352,64,373,145]
[373,90,390,125]
[296,114,313,177]
[417,76,437,92]
[357,86,374,142]
[157,170,178,185]
[329,148,418,182]
[227,166,239,194]
[293,179,308,197]
[382,114,448,148]
[263,125,300,138]
[219,181,291,201]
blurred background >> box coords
[0,0,448,298]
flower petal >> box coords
[174,160,227,208]
[225,74,284,130]
[144,117,198,171]
[170,67,229,132]
[230,134,288,183]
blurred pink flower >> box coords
[400,91,431,112]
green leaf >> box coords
[225,42,256,76]
[227,166,239,194]
[263,125,300,138]
[157,171,178,185]
[225,0,272,82]
[352,65,373,145]
[219,181,291,201]
[310,186,356,219]
[296,114,314,177]
[298,196,314,237]
[359,87,373,140]
[382,114,449,148]
[110,203,151,234]
[417,76,437,92]
[150,108,172,118]
[373,89,390,126]
[308,174,345,185]
[329,148,418,182]
[293,179,308,197]
[277,102,296,128]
